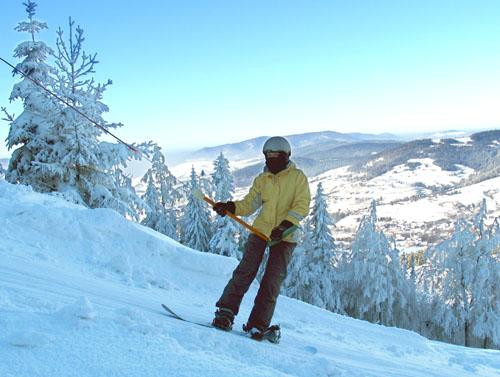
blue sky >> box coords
[1,0,499,157]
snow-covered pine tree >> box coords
[0,157,5,178]
[285,183,340,310]
[208,152,240,258]
[199,169,214,199]
[110,166,144,221]
[4,1,59,190]
[415,247,445,342]
[181,167,212,252]
[141,146,181,240]
[4,5,151,217]
[282,218,311,299]
[425,218,476,346]
[341,200,409,327]
[0,108,12,179]
[424,200,500,348]
[46,17,151,218]
[211,153,233,202]
[405,251,419,331]
[468,200,500,349]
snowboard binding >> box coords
[212,308,234,331]
[243,323,281,344]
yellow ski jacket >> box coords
[234,162,311,242]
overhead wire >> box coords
[0,56,151,163]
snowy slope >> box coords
[1,181,499,377]
[311,160,500,250]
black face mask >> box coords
[265,153,289,174]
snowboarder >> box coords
[211,136,311,341]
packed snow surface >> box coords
[0,181,498,377]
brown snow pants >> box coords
[216,233,296,330]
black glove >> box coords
[213,201,236,217]
[270,220,294,241]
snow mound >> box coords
[0,180,238,289]
[58,296,97,320]
[6,330,53,348]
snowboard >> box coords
[160,304,280,343]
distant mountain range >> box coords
[233,140,402,186]
[178,129,484,162]
[228,130,499,186]
[178,131,403,185]
[351,130,500,184]
[188,131,401,161]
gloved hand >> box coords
[213,201,236,217]
[270,220,294,241]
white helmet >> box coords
[262,136,291,156]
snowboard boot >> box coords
[212,308,234,331]
[243,323,281,344]
[263,325,281,344]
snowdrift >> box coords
[1,180,498,377]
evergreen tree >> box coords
[285,183,340,310]
[4,1,58,190]
[199,169,214,198]
[0,108,11,179]
[181,167,212,252]
[405,252,419,331]
[424,200,500,348]
[49,17,150,217]
[208,153,240,258]
[340,200,409,326]
[141,146,181,240]
[469,200,500,348]
[211,152,233,202]
[111,167,144,221]
[5,6,151,218]
[283,219,311,299]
